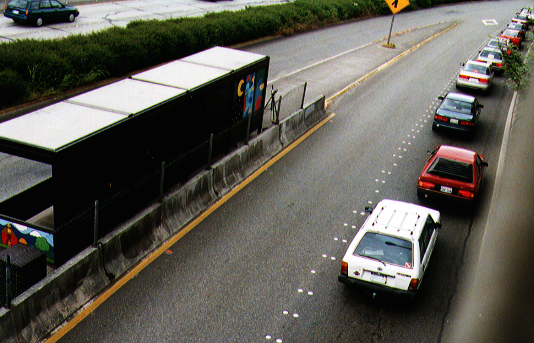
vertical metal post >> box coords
[387,14,395,46]
[276,96,282,125]
[245,114,252,145]
[159,161,165,202]
[300,82,307,109]
[93,200,99,247]
[207,134,214,168]
[5,254,11,309]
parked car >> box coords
[520,7,534,20]
[432,92,483,134]
[507,22,526,38]
[511,13,530,28]
[487,37,512,55]
[338,199,441,298]
[417,145,488,202]
[456,60,494,92]
[500,28,523,47]
[477,47,504,74]
[3,0,79,27]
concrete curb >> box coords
[0,95,326,343]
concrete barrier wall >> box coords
[0,246,109,343]
[0,95,326,343]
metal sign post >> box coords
[384,0,410,46]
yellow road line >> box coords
[45,111,337,343]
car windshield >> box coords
[427,157,474,183]
[353,232,413,268]
[464,63,490,75]
[440,99,473,115]
[479,50,502,59]
[7,0,28,7]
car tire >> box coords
[432,122,438,132]
[417,188,425,200]
[36,17,43,27]
[68,13,75,22]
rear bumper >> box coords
[417,186,475,203]
[338,274,416,297]
[456,78,490,91]
[433,120,475,133]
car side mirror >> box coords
[427,149,433,154]
[435,223,442,229]
[481,161,489,167]
[364,206,373,213]
[479,104,484,108]
[438,95,445,100]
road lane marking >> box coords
[45,112,336,343]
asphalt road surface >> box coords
[42,1,533,342]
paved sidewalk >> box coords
[446,52,534,342]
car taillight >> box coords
[460,121,475,126]
[478,78,488,83]
[418,180,435,189]
[477,59,484,62]
[496,63,503,67]
[408,278,419,291]
[340,261,348,276]
[434,114,447,122]
[459,74,469,79]
[458,190,474,198]
[26,10,29,15]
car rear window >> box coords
[464,63,491,75]
[503,29,519,37]
[479,50,502,59]
[440,99,473,115]
[7,0,29,7]
[353,232,413,268]
[427,157,473,183]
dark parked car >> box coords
[433,92,483,134]
[4,0,79,27]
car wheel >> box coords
[417,188,425,200]
[68,13,75,22]
[36,17,43,27]
[432,122,438,132]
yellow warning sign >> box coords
[385,0,410,14]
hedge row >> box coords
[0,0,464,109]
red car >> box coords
[417,145,488,202]
[500,28,523,47]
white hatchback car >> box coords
[338,199,441,297]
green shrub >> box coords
[0,69,29,107]
[0,0,468,110]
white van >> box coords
[338,199,441,297]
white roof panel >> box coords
[66,79,186,115]
[132,60,230,90]
[182,46,266,71]
[0,102,127,151]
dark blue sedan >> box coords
[4,0,79,27]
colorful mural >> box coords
[0,219,54,263]
[233,68,267,123]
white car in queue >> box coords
[338,199,441,297]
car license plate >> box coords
[440,185,453,193]
[450,118,459,124]
[370,274,386,284]
[12,9,19,14]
